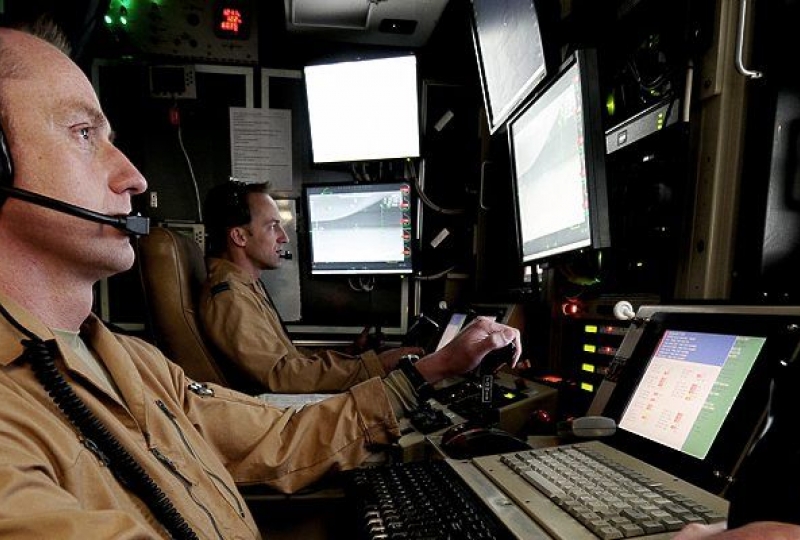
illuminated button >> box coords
[585,324,598,333]
[583,344,597,353]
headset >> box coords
[207,180,255,229]
[204,180,293,259]
[0,123,149,236]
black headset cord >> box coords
[0,301,199,540]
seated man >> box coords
[0,21,521,538]
[200,180,423,393]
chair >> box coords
[136,227,247,389]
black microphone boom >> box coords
[0,185,149,236]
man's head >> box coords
[0,23,147,282]
[204,181,289,276]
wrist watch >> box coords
[397,354,433,401]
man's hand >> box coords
[414,317,521,384]
[378,347,425,372]
[673,522,800,540]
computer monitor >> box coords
[304,54,420,163]
[508,49,610,265]
[469,0,548,134]
[601,307,800,493]
[304,182,413,275]
[618,329,765,461]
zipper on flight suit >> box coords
[151,446,224,540]
[81,437,111,467]
[155,400,246,517]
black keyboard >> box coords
[344,460,513,540]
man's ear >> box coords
[229,226,248,248]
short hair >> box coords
[0,17,71,82]
[0,18,72,197]
[204,180,271,256]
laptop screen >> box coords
[603,309,800,494]
[435,312,469,351]
[618,329,766,460]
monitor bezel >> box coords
[469,0,549,135]
[303,54,421,164]
[602,311,800,494]
[507,48,611,267]
[302,181,414,276]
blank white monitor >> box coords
[304,55,421,163]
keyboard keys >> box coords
[346,461,513,540]
[500,445,724,538]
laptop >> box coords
[434,311,469,351]
[419,305,800,539]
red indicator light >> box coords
[219,8,242,33]
[562,301,581,316]
[214,3,251,39]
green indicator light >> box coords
[606,93,616,117]
[120,15,128,25]
[104,15,113,24]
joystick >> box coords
[478,342,517,375]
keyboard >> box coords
[345,441,728,540]
[474,443,727,539]
[345,460,514,540]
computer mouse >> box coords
[440,422,531,460]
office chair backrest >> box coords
[136,227,232,386]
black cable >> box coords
[0,301,199,540]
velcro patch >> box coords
[210,282,231,296]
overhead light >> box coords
[290,0,373,29]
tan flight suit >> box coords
[0,291,399,539]
[200,258,386,393]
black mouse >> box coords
[440,422,531,459]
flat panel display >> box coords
[508,50,610,265]
[470,0,547,134]
[304,55,420,163]
[602,310,800,494]
[305,182,413,275]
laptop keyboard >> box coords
[499,445,726,539]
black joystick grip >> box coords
[479,342,517,375]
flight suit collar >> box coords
[0,292,145,419]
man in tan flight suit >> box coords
[200,180,422,393]
[0,21,521,538]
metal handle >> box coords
[736,0,763,79]
[479,160,490,211]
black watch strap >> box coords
[398,354,433,401]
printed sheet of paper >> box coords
[229,107,292,190]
